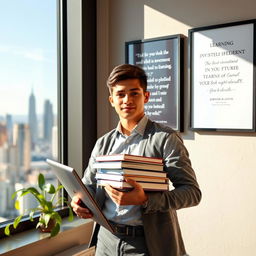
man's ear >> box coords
[109,95,115,107]
[144,91,150,103]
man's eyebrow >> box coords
[115,88,140,93]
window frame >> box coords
[0,0,68,238]
[0,0,97,239]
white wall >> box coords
[97,0,256,255]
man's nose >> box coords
[123,94,132,103]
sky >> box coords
[0,0,57,116]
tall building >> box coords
[28,90,38,150]
[8,145,19,183]
[0,144,8,164]
[13,124,31,173]
[0,179,8,216]
[6,114,13,145]
[0,123,7,147]
[43,99,53,142]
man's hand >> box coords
[104,178,148,205]
[71,195,93,219]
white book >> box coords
[96,173,168,183]
[97,168,167,178]
[97,179,169,191]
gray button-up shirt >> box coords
[103,115,149,226]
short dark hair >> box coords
[107,64,147,93]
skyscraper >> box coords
[0,123,7,147]
[43,99,53,142]
[13,124,31,173]
[28,90,38,150]
[6,114,13,145]
[0,180,8,217]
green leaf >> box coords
[36,221,42,229]
[29,210,36,222]
[13,215,23,229]
[43,184,56,194]
[38,173,45,191]
[27,187,40,196]
[14,200,20,210]
[68,206,74,221]
[38,216,45,227]
[11,188,25,200]
[37,194,46,201]
[56,184,63,192]
[50,223,60,237]
[16,190,31,199]
[31,192,47,206]
[51,212,62,225]
[43,213,52,227]
[43,201,53,212]
[4,224,11,236]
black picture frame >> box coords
[189,19,256,132]
[125,35,184,132]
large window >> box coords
[0,0,59,225]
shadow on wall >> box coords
[108,0,256,139]
[143,0,256,138]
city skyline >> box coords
[0,0,57,116]
[0,89,58,220]
[0,0,58,221]
[0,91,57,123]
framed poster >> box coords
[189,19,256,132]
[125,35,184,131]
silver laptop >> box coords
[46,159,114,233]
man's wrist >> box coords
[141,195,148,208]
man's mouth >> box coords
[122,106,135,111]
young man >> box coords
[71,64,201,256]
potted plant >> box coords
[4,173,74,237]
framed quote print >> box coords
[125,35,184,131]
[189,19,256,132]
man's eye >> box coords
[117,93,125,97]
[131,92,139,96]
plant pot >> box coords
[40,218,56,233]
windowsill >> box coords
[0,217,94,256]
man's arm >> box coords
[143,132,201,213]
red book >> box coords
[95,154,163,165]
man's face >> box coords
[109,79,150,123]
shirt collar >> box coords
[116,115,148,136]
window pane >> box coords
[0,0,58,222]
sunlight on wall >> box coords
[144,5,191,38]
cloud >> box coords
[0,45,54,62]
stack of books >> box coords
[93,154,168,191]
